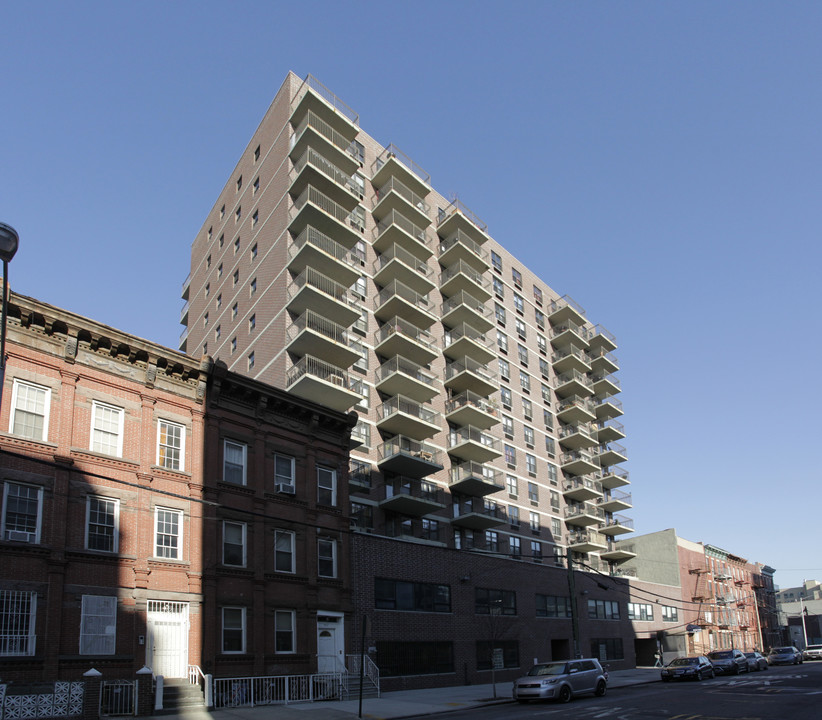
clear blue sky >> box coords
[2,1,820,590]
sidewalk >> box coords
[154,667,660,720]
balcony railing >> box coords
[554,370,594,392]
[292,109,360,158]
[375,355,438,389]
[601,514,634,530]
[373,144,431,185]
[286,354,359,392]
[436,197,488,234]
[598,489,632,507]
[375,176,430,216]
[443,323,493,352]
[449,461,503,490]
[287,308,352,347]
[377,435,442,466]
[550,321,591,343]
[374,243,434,280]
[291,185,362,229]
[549,295,586,321]
[444,357,498,386]
[565,504,605,522]
[589,324,617,348]
[566,530,608,547]
[556,396,596,415]
[289,225,361,268]
[377,394,440,426]
[374,279,436,316]
[375,209,432,248]
[287,266,359,308]
[448,426,501,453]
[559,423,594,441]
[374,316,437,352]
[292,147,361,197]
[445,390,499,419]
[439,260,490,292]
[384,477,442,505]
[438,229,489,264]
[563,477,603,496]
[292,74,359,125]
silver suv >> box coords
[803,644,822,661]
[513,658,608,703]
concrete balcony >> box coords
[374,279,438,328]
[288,225,361,288]
[596,467,630,490]
[375,355,439,403]
[179,300,189,326]
[445,391,499,430]
[373,243,436,295]
[439,260,492,302]
[435,198,490,248]
[444,356,498,397]
[290,108,361,177]
[373,209,434,261]
[287,266,360,326]
[595,419,625,444]
[551,345,592,375]
[592,373,621,398]
[598,489,633,513]
[554,370,594,399]
[377,435,443,478]
[440,290,494,332]
[371,144,431,199]
[286,309,362,367]
[593,442,628,467]
[560,450,599,477]
[550,320,591,349]
[290,146,362,210]
[564,503,606,528]
[588,324,617,353]
[376,395,440,440]
[449,461,504,497]
[594,396,623,420]
[599,514,634,536]
[588,348,619,374]
[562,476,603,502]
[438,229,490,273]
[442,323,495,364]
[379,477,445,517]
[290,76,359,136]
[447,425,502,464]
[557,422,598,450]
[556,396,597,424]
[373,316,438,366]
[548,295,587,327]
[373,175,430,228]
[566,530,608,554]
[285,355,361,412]
[600,542,637,563]
[289,184,363,248]
[451,498,507,530]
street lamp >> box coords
[0,222,20,412]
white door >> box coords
[317,614,345,673]
[147,601,189,678]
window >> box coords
[10,380,50,441]
[80,595,116,655]
[496,331,508,353]
[495,303,506,325]
[491,251,502,273]
[222,607,246,653]
[536,594,572,618]
[542,384,552,404]
[486,530,499,552]
[551,517,561,536]
[517,343,528,366]
[206,254,211,268]
[515,318,527,339]
[627,603,654,621]
[232,270,239,286]
[247,352,255,370]
[546,438,556,460]
[249,314,256,332]
[154,507,182,559]
[234,236,240,253]
[230,337,237,353]
[535,309,545,329]
[223,521,246,567]
[236,175,243,192]
[528,482,539,503]
[537,334,547,354]
[219,233,224,248]
[493,277,504,298]
[217,263,223,278]
[251,242,258,260]
[350,501,373,530]
[220,206,225,220]
[86,496,118,552]
[253,144,261,162]
[157,419,185,471]
[522,398,532,420]
[514,294,524,313]
[512,268,522,288]
[216,294,222,309]
[252,177,260,194]
[550,490,560,510]
[222,440,247,485]
[500,387,512,408]
[588,599,620,620]
[539,358,550,379]
[526,454,537,476]
[231,302,238,319]
[510,536,521,557]
[207,228,212,241]
[202,343,207,354]
[0,590,36,656]
[377,641,453,676]
[533,285,543,305]
[2,482,43,543]
[475,588,516,615]
[215,325,221,340]
[375,579,451,612]
[504,444,516,467]
[252,210,259,227]
[274,454,295,492]
[506,474,518,497]
[519,370,531,393]
[274,530,295,573]
[498,358,510,381]
[318,538,337,578]
[91,402,124,457]
[543,409,554,430]
[523,426,534,447]
[509,505,519,527]
[476,640,519,670]
[421,518,439,541]
[235,206,241,222]
[662,605,679,623]
[502,415,514,438]
[317,466,337,506]
[591,638,624,661]
[250,278,257,296]
[275,610,295,653]
[530,540,542,561]
[529,511,540,532]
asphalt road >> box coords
[408,662,822,720]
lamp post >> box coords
[0,222,20,413]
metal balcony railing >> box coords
[292,108,358,155]
[374,316,436,352]
[374,243,433,280]
[286,355,359,392]
[289,225,361,268]
[602,514,634,530]
[378,435,441,466]
[443,322,493,351]
[373,144,431,185]
[287,266,359,308]
[563,477,603,495]
[287,308,352,347]
[448,426,501,452]
[375,209,432,247]
[599,489,632,506]
[566,530,607,546]
[375,176,430,217]
[559,423,594,440]
[589,324,617,346]
[550,321,591,342]
[292,74,359,125]
[549,295,586,320]
[436,197,488,234]
[384,477,442,504]
[375,355,437,388]
[439,260,490,291]
[444,356,497,385]
[445,390,499,419]
[292,147,362,196]
[374,279,435,316]
[377,395,440,426]
[565,504,605,521]
[438,229,489,263]
[449,461,503,490]
[554,370,594,391]
[291,185,359,227]
[440,290,492,321]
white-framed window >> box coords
[79,595,116,655]
[530,511,540,532]
[223,521,246,567]
[2,482,43,543]
[274,454,295,493]
[86,496,119,553]
[157,419,185,471]
[498,358,510,381]
[10,380,51,441]
[223,440,247,485]
[506,474,518,497]
[91,402,124,457]
[526,454,537,476]
[318,538,337,578]
[317,467,337,506]
[523,426,535,447]
[0,590,37,656]
[154,507,182,560]
[275,609,295,653]
[496,330,508,353]
[502,415,514,438]
[222,607,246,653]
[274,530,295,573]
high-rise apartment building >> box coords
[180,72,633,582]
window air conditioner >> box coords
[276,483,296,495]
[6,530,34,542]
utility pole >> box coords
[800,597,809,650]
[566,548,580,658]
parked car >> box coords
[768,646,803,665]
[707,649,749,675]
[803,644,822,661]
[744,652,768,671]
[660,656,715,681]
[513,658,608,703]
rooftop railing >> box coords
[373,143,431,185]
[436,197,488,234]
[292,74,359,125]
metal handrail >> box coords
[449,461,503,489]
[373,316,436,351]
[443,322,493,350]
[373,243,433,279]
[439,229,488,261]
[292,147,361,197]
[377,394,440,425]
[436,197,488,234]
[375,354,437,387]
[375,176,430,216]
[292,109,357,155]
[373,143,430,185]
[375,209,431,247]
[289,225,360,268]
[439,260,490,290]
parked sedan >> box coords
[744,652,768,671]
[707,649,749,675]
[768,646,803,665]
[660,656,715,682]
[513,659,608,703]
[803,644,822,661]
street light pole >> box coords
[0,222,20,413]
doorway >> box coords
[147,600,189,678]
[317,612,345,673]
